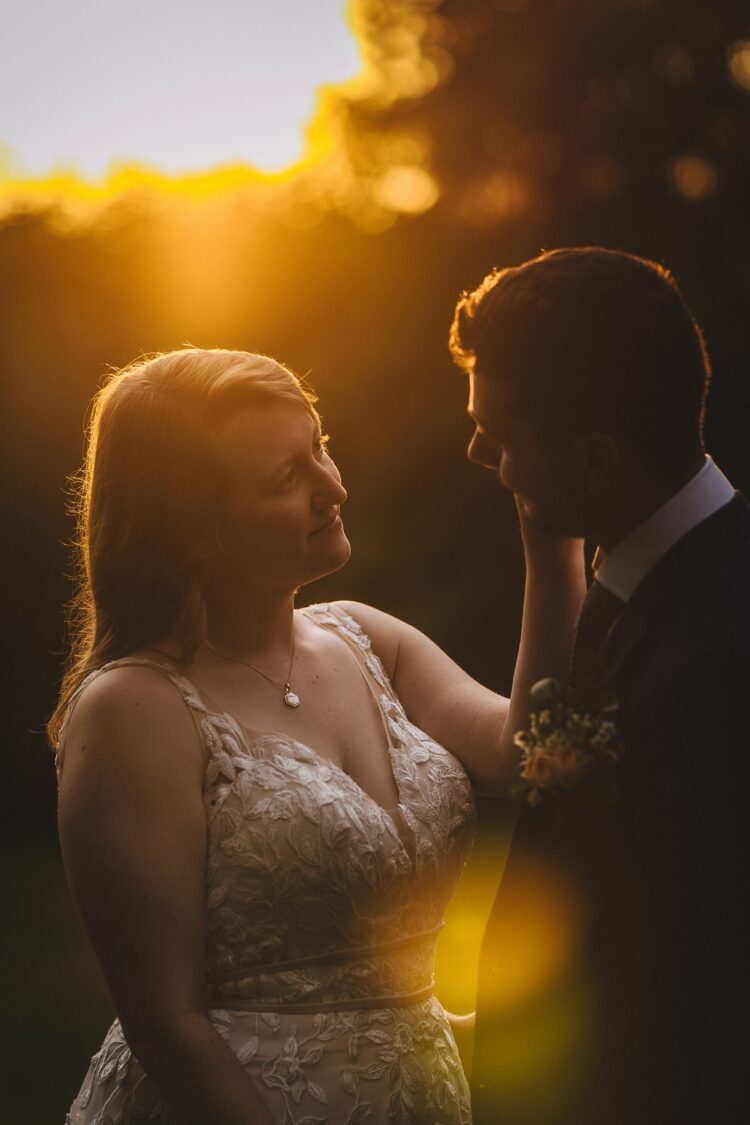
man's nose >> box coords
[467,430,499,469]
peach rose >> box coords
[519,749,558,789]
[547,745,591,789]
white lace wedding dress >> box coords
[57,603,477,1124]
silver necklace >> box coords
[204,636,301,708]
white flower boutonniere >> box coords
[512,678,623,807]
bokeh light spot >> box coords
[727,39,750,91]
[578,155,625,200]
[670,154,718,201]
[373,165,440,214]
[456,170,528,224]
[652,44,696,87]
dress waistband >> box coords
[206,983,435,1014]
[207,922,444,983]
[205,923,443,1014]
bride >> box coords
[49,348,584,1124]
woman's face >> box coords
[209,397,351,591]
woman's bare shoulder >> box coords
[328,600,408,679]
[66,660,188,720]
[58,662,206,785]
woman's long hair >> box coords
[47,347,319,751]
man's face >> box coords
[467,368,590,535]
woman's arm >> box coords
[498,506,586,778]
[337,507,585,795]
[57,665,275,1125]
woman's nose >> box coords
[313,463,347,508]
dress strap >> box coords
[301,603,399,703]
[55,657,209,782]
[301,603,418,857]
[301,603,400,746]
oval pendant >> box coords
[284,688,301,708]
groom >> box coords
[451,248,750,1125]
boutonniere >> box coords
[512,678,623,807]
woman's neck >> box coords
[202,580,297,664]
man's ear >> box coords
[568,432,621,494]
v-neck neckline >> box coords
[217,714,418,867]
[142,654,408,825]
[117,603,417,863]
[203,606,405,812]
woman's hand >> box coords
[445,1010,476,1075]
[334,503,586,799]
[515,495,585,576]
[495,498,587,774]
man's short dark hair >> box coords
[450,247,711,473]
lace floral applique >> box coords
[63,619,476,1125]
[72,1023,171,1124]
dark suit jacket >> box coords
[471,493,750,1125]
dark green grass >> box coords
[3,840,114,1124]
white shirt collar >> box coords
[594,455,735,602]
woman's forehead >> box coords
[215,399,317,471]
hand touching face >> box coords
[467,369,589,536]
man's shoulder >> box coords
[657,521,750,645]
[610,504,750,717]
[621,573,750,697]
[637,495,750,643]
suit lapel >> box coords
[594,492,750,689]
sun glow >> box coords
[0,2,454,228]
[0,0,363,210]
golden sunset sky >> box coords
[0,0,361,179]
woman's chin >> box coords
[304,533,352,585]
[328,533,352,573]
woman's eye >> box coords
[276,469,297,491]
[275,436,330,491]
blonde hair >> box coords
[47,347,319,750]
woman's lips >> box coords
[310,512,342,536]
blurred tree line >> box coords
[2,0,749,841]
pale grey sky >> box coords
[0,0,360,177]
